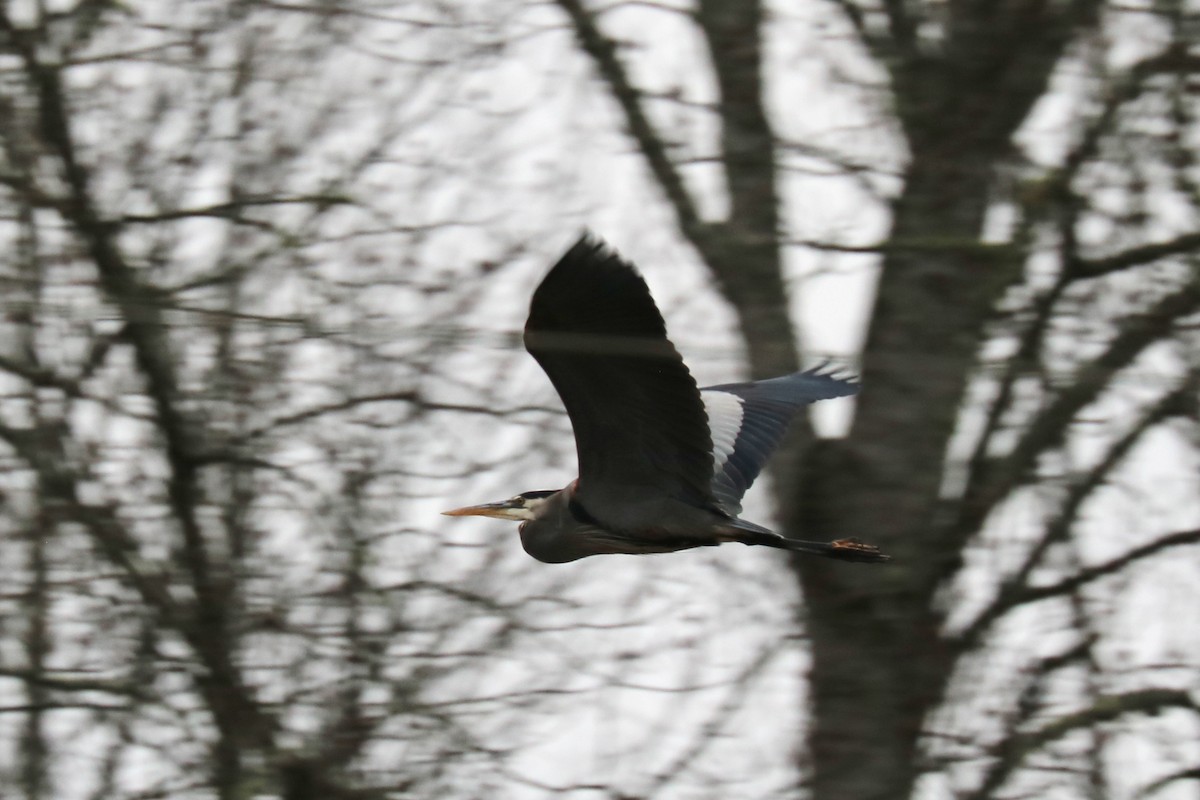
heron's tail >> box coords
[725,517,891,563]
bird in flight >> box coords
[444,235,889,565]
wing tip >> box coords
[531,232,662,336]
[562,229,623,268]
[804,359,860,385]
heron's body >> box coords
[445,235,888,565]
[516,485,703,562]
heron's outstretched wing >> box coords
[703,367,858,513]
[525,235,716,520]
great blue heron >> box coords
[444,235,888,565]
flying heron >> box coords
[444,235,889,565]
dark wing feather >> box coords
[525,235,716,518]
[704,367,858,513]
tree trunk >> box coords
[789,152,1016,799]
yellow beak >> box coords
[441,501,524,521]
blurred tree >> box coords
[2,1,1199,800]
[554,0,1200,798]
[0,2,616,798]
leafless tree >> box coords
[0,2,646,798]
[3,1,1200,799]
[551,0,1200,798]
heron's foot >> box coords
[829,538,891,563]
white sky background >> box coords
[2,0,1199,798]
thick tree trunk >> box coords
[788,153,1017,799]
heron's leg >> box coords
[734,529,890,563]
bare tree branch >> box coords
[968,689,1197,800]
[0,668,140,698]
[113,195,352,226]
[0,354,80,394]
[1070,232,1200,280]
[555,0,704,237]
[1139,765,1200,798]
[1016,528,1200,605]
[955,376,1199,650]
[956,277,1200,539]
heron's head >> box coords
[442,490,557,522]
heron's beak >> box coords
[441,501,525,521]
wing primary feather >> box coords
[525,235,719,521]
